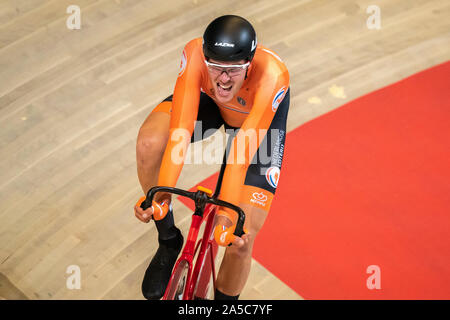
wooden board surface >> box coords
[0,0,448,300]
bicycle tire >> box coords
[165,260,189,300]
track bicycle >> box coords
[140,142,246,300]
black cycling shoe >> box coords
[141,228,183,300]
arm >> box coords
[156,41,203,198]
[218,70,290,225]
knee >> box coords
[136,131,167,167]
[228,233,256,259]
[241,204,268,239]
[227,204,268,258]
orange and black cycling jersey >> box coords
[155,38,290,219]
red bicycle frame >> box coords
[141,184,245,300]
[163,201,218,300]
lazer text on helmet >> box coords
[215,42,235,47]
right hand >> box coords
[134,196,170,223]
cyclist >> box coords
[134,15,290,300]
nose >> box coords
[218,70,231,82]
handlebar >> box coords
[140,186,246,238]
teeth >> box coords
[218,83,232,89]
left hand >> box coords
[214,222,249,247]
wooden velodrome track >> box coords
[0,0,448,300]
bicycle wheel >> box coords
[164,260,189,300]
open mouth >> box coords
[217,82,232,96]
[218,83,232,90]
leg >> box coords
[136,104,171,196]
[137,104,180,238]
[215,204,268,297]
[138,100,184,300]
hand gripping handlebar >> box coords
[140,186,246,240]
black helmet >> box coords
[203,15,257,63]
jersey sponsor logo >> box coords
[265,166,280,188]
[237,96,246,106]
[272,86,286,112]
[250,192,267,207]
[215,42,234,47]
[271,130,285,167]
[178,49,187,77]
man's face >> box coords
[206,59,249,104]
